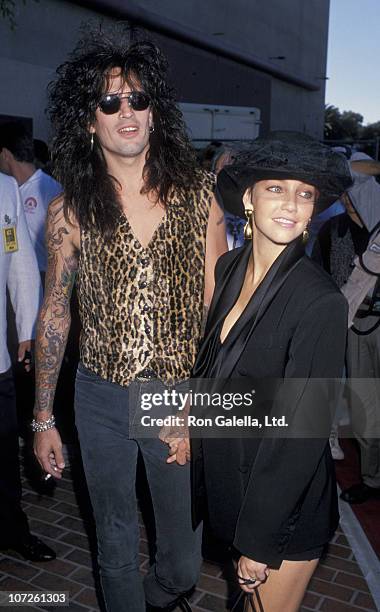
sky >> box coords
[326,0,380,125]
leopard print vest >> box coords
[76,173,214,386]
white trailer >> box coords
[179,102,261,147]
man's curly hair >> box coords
[48,25,201,238]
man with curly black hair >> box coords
[32,25,226,612]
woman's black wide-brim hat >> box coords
[217,131,353,218]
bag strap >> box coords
[231,590,265,612]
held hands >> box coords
[34,427,65,480]
[159,423,191,465]
[167,437,190,465]
[237,555,270,592]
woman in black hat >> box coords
[169,133,352,611]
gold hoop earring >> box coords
[244,208,254,241]
[90,133,94,152]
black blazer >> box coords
[191,240,348,569]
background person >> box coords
[211,146,245,250]
[0,171,55,561]
[313,157,380,503]
[0,122,63,480]
[0,121,62,280]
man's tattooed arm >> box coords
[34,198,79,418]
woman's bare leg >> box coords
[248,558,319,612]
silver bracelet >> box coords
[31,415,56,433]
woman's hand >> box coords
[237,555,270,592]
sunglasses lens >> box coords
[99,95,121,115]
[129,92,150,111]
[99,92,150,114]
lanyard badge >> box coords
[2,225,18,253]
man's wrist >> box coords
[31,415,56,432]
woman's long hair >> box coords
[48,25,201,239]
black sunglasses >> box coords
[99,91,150,115]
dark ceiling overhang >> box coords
[72,0,320,92]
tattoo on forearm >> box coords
[34,202,78,416]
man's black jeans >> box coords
[75,363,201,612]
[0,368,30,546]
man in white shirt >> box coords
[0,122,62,276]
[0,172,55,561]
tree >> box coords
[324,105,363,141]
[324,105,344,140]
[340,111,363,140]
[362,121,380,140]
